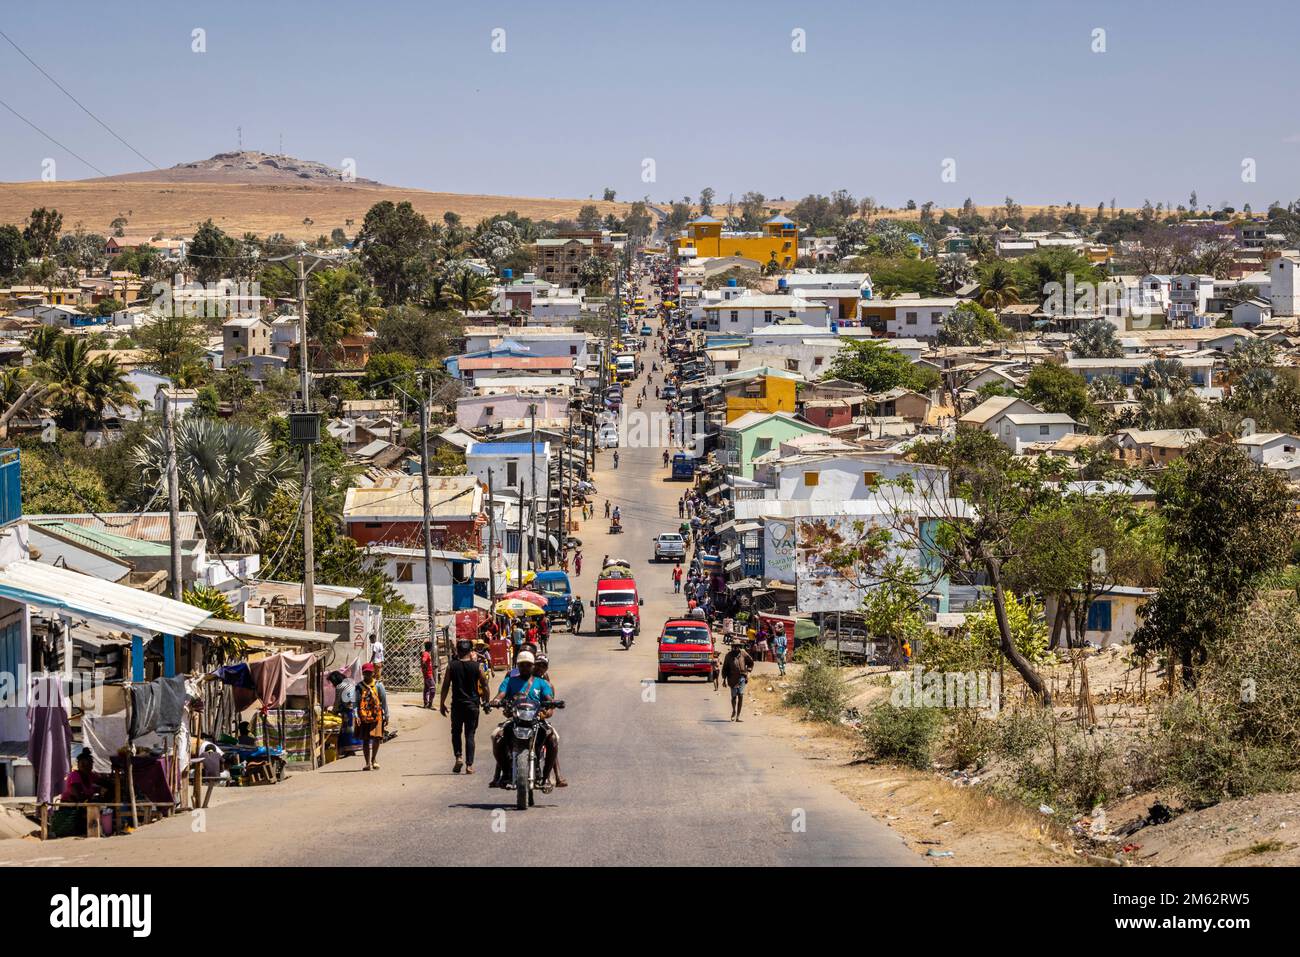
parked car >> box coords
[653,532,686,562]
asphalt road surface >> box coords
[0,295,919,867]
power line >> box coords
[0,94,108,177]
[0,28,158,170]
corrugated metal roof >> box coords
[32,512,201,542]
[0,560,211,635]
[343,475,482,520]
[29,519,175,559]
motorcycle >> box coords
[620,620,635,649]
[610,517,623,534]
[494,696,566,811]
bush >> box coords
[944,710,997,770]
[784,645,850,722]
[1008,727,1125,815]
[1148,696,1290,808]
[995,707,1050,760]
[860,703,943,769]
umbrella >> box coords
[495,598,544,617]
[503,589,549,606]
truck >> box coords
[592,571,643,635]
[533,570,573,627]
[656,618,715,682]
[670,452,696,481]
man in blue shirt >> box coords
[488,652,563,788]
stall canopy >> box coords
[191,618,336,648]
[0,559,335,646]
[0,559,209,634]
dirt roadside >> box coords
[743,665,1079,866]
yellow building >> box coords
[673,215,798,269]
[723,370,798,423]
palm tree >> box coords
[133,417,296,554]
[1138,358,1192,404]
[1071,319,1124,358]
[448,268,493,312]
[978,263,1021,310]
[27,325,63,362]
[38,337,137,430]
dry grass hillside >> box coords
[0,152,629,239]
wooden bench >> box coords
[37,801,175,840]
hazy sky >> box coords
[3,0,1299,208]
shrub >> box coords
[785,645,850,722]
[944,710,997,770]
[1148,696,1290,808]
[995,707,1050,760]
[860,703,943,769]
[1005,720,1126,814]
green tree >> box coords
[825,338,939,393]
[22,207,62,258]
[1134,442,1297,688]
[1071,319,1124,359]
[447,268,493,312]
[936,301,1007,345]
[132,417,296,553]
[356,201,434,305]
[1024,362,1092,422]
[0,225,27,278]
[978,262,1021,309]
[37,337,138,430]
[186,219,239,284]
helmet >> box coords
[535,654,549,665]
[516,651,536,665]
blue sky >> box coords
[2,0,1299,208]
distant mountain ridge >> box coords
[84,150,384,187]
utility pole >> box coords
[417,373,440,683]
[487,471,497,606]
[270,245,339,628]
[516,481,526,582]
[295,248,316,629]
[163,392,183,601]
[529,403,538,567]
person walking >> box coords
[511,618,527,663]
[672,564,682,594]
[678,496,685,519]
[721,641,755,722]
[420,640,436,708]
[440,638,490,774]
[612,450,620,469]
[604,499,611,519]
[574,550,583,577]
[773,627,788,677]
[356,663,388,769]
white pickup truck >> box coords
[653,532,687,562]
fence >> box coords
[379,616,431,691]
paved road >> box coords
[0,293,920,867]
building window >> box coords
[905,312,917,325]
[506,460,518,486]
[1040,425,1050,435]
[863,472,879,487]
[729,311,738,323]
[395,563,414,582]
[1086,600,1113,632]
[803,471,819,486]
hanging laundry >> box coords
[27,675,72,805]
[156,675,192,735]
[82,712,128,773]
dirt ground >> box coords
[751,645,1300,868]
[746,664,1079,866]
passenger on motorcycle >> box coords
[488,651,562,788]
[532,656,566,787]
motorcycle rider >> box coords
[488,651,560,788]
[620,611,636,646]
[568,595,584,633]
[532,655,566,788]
